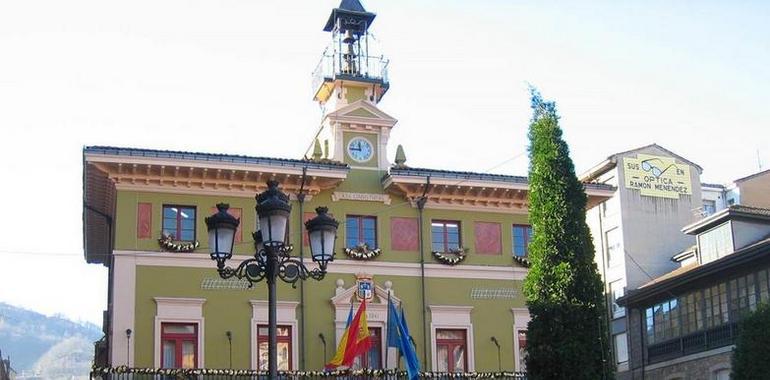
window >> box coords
[160,323,197,368]
[703,200,717,216]
[698,223,733,264]
[512,225,533,257]
[163,205,196,241]
[517,330,527,372]
[436,329,467,372]
[352,327,382,369]
[257,325,292,370]
[606,228,622,266]
[614,333,628,364]
[610,281,626,318]
[346,215,377,248]
[432,221,461,252]
[712,369,730,380]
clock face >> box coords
[347,137,374,163]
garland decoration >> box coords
[513,255,531,268]
[91,366,527,379]
[432,247,468,266]
[158,233,199,253]
[344,242,382,260]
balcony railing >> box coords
[90,367,527,380]
[647,322,737,364]
[311,49,389,97]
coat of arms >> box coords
[356,273,374,301]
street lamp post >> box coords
[206,180,339,379]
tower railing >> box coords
[311,48,389,97]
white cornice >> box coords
[115,250,527,280]
[113,183,314,201]
[85,154,348,179]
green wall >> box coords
[133,265,523,370]
[116,165,530,371]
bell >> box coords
[342,29,356,44]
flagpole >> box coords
[385,291,391,371]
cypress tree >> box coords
[732,302,770,379]
[523,89,613,380]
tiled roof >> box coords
[83,146,349,170]
[620,237,770,307]
[389,166,615,192]
[683,205,770,235]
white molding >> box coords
[112,254,137,366]
[419,202,529,215]
[116,251,528,281]
[153,297,206,368]
[250,300,299,371]
[511,308,530,372]
[113,184,314,200]
[330,281,401,368]
[429,305,475,372]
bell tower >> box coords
[309,0,397,171]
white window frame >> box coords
[153,297,206,368]
[429,305,474,372]
[250,300,299,371]
[606,227,622,267]
[511,308,530,373]
[614,333,628,365]
[610,280,626,319]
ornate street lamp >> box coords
[205,180,339,378]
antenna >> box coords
[758,149,763,171]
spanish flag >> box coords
[325,300,372,369]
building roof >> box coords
[323,0,376,32]
[383,166,616,212]
[700,182,725,189]
[618,237,770,307]
[579,143,703,182]
[682,205,770,235]
[84,146,349,170]
[388,166,615,192]
[734,168,770,183]
[389,167,529,184]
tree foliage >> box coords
[522,89,613,380]
[732,302,770,379]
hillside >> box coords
[0,302,101,377]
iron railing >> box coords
[647,322,737,364]
[311,49,389,97]
[90,368,527,380]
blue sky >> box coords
[0,0,768,324]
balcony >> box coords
[312,48,389,102]
[647,322,737,364]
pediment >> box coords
[326,100,398,127]
[330,278,401,307]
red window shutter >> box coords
[391,217,419,251]
[474,222,501,255]
[137,203,152,239]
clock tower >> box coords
[309,0,397,171]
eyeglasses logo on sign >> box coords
[623,154,692,199]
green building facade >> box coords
[82,0,614,373]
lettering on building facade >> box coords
[623,154,692,199]
[332,192,392,205]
